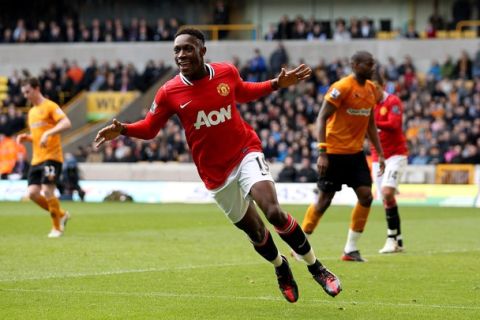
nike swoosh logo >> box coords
[180,100,192,109]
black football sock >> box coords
[275,213,312,256]
[252,229,280,262]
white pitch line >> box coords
[1,248,478,283]
[2,288,479,311]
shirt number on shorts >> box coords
[44,165,56,180]
[387,170,398,181]
[255,156,270,176]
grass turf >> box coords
[0,201,479,319]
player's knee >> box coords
[382,189,395,202]
[27,189,40,201]
[317,197,332,212]
[263,204,285,225]
[248,226,267,243]
[359,192,373,207]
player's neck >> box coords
[182,64,208,81]
[31,95,45,106]
[353,74,367,85]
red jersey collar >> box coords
[179,63,215,86]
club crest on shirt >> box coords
[150,101,157,113]
[380,106,388,116]
[217,83,230,96]
[391,105,400,114]
[330,88,340,99]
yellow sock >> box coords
[350,202,370,232]
[301,203,323,234]
[46,197,65,230]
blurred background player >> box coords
[298,51,385,262]
[371,73,408,253]
[17,78,72,238]
[95,28,341,302]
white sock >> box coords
[344,229,362,253]
[301,248,317,265]
[387,229,397,236]
[272,254,283,267]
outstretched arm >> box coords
[94,111,167,148]
[236,64,312,103]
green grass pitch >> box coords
[0,201,479,319]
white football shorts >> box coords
[372,155,407,199]
[211,152,274,223]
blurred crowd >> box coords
[0,17,182,44]
[2,58,171,108]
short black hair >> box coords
[175,28,206,44]
[351,51,373,64]
[22,77,40,88]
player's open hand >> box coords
[276,64,312,88]
[94,119,124,148]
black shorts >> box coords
[28,160,63,186]
[317,152,372,193]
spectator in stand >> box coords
[404,22,419,39]
[277,15,292,39]
[473,44,480,78]
[455,51,473,80]
[264,24,279,41]
[248,48,268,82]
[0,133,18,179]
[359,17,375,39]
[277,156,298,182]
[269,42,289,77]
[425,22,437,38]
[307,23,328,41]
[333,19,351,41]
[296,158,317,182]
[153,18,169,41]
[213,0,229,39]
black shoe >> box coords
[341,250,366,262]
[275,255,299,303]
[308,260,342,297]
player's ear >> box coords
[200,46,207,57]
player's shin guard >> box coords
[34,195,50,211]
[301,203,323,235]
[350,202,370,232]
[252,229,280,263]
[275,213,311,256]
[384,198,401,235]
[46,197,65,230]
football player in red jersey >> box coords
[95,28,341,302]
[371,74,408,253]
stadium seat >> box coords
[448,30,462,39]
[0,76,7,85]
[462,30,477,38]
[377,31,392,40]
[436,30,448,39]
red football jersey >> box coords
[125,63,274,189]
[370,92,408,161]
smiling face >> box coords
[173,34,207,79]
